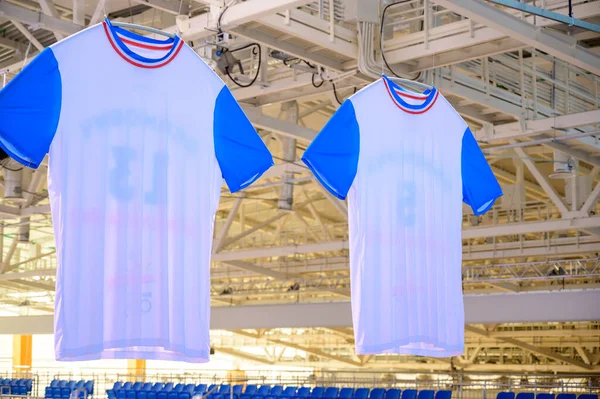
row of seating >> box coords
[44,380,95,399]
[498,393,598,399]
[106,383,452,399]
[0,379,33,396]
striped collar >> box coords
[381,74,439,114]
[103,18,184,69]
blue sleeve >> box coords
[214,86,273,193]
[301,99,359,200]
[213,85,274,193]
[462,127,502,215]
[0,48,61,168]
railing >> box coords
[1,370,599,399]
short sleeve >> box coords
[213,85,274,193]
[462,127,502,215]
[301,99,359,200]
[0,48,62,168]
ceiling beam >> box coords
[0,2,82,35]
[431,0,600,75]
[213,347,275,365]
[3,290,600,334]
[466,325,593,370]
[231,329,362,366]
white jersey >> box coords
[302,75,502,357]
[0,19,273,362]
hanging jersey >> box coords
[302,75,502,357]
[0,19,273,362]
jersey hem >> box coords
[0,140,41,169]
[301,156,347,200]
[471,190,503,216]
[56,346,210,363]
[228,159,274,193]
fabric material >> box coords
[214,86,275,193]
[301,100,360,200]
[302,75,502,357]
[0,48,61,168]
[0,18,272,362]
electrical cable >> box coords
[225,42,262,88]
[380,1,423,80]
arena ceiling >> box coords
[0,0,599,373]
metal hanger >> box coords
[111,21,177,39]
[387,76,434,92]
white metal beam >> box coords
[37,0,65,41]
[431,0,600,75]
[11,21,44,52]
[259,11,357,59]
[580,180,600,215]
[171,0,313,40]
[213,195,244,253]
[479,110,600,141]
[3,290,600,334]
[463,215,600,238]
[242,105,317,143]
[466,325,593,370]
[213,233,600,262]
[0,2,82,35]
[234,73,315,101]
[233,25,346,72]
[512,144,569,215]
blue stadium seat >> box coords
[68,381,77,391]
[158,391,169,399]
[195,385,208,395]
[385,390,401,399]
[292,388,311,399]
[232,385,244,398]
[497,393,516,399]
[108,382,123,399]
[249,385,271,399]
[133,383,144,391]
[184,385,195,394]
[310,388,325,399]
[169,391,179,399]
[339,389,354,399]
[401,390,416,399]
[153,384,164,392]
[45,387,53,398]
[61,387,71,399]
[179,393,191,399]
[211,385,231,399]
[53,386,62,398]
[148,392,157,399]
[323,389,338,399]
[434,392,451,399]
[174,385,185,393]
[579,395,599,399]
[139,392,149,399]
[164,384,175,393]
[537,394,554,399]
[85,381,94,396]
[51,381,61,388]
[516,393,534,399]
[243,386,257,397]
[265,386,284,399]
[142,384,153,392]
[123,383,134,391]
[369,389,385,399]
[556,394,575,399]
[118,391,128,399]
[128,391,138,399]
[206,386,219,396]
[355,389,370,399]
[417,391,434,399]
